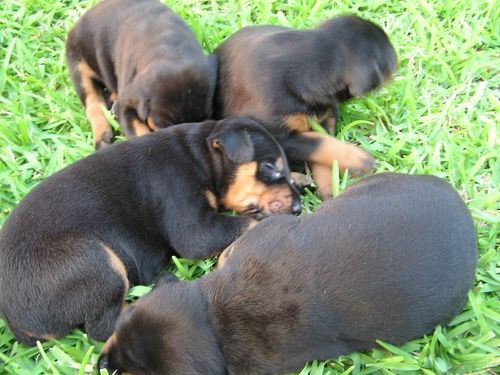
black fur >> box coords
[0,117,300,345]
[99,173,476,375]
[66,0,216,148]
[214,15,397,131]
[212,16,396,198]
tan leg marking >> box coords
[316,109,336,133]
[77,62,112,147]
[109,92,117,103]
[132,119,152,136]
[291,172,313,188]
[147,116,160,131]
[305,132,374,173]
[283,113,311,132]
[205,190,218,209]
[19,328,57,341]
[102,244,129,291]
[310,164,334,199]
[304,132,374,199]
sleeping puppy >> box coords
[66,0,216,149]
[214,16,397,197]
[99,173,477,375]
[0,117,301,346]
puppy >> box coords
[214,16,397,197]
[0,117,301,346]
[99,173,477,375]
[66,0,216,149]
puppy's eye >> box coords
[260,161,283,181]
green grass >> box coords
[0,0,498,373]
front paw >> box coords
[342,145,374,176]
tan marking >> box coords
[290,172,313,188]
[102,244,129,291]
[221,162,294,216]
[304,132,373,173]
[18,328,56,341]
[101,332,117,355]
[275,156,284,171]
[205,190,218,209]
[248,218,259,229]
[310,163,334,199]
[315,109,336,133]
[304,132,374,199]
[77,61,112,147]
[109,92,117,102]
[283,113,311,133]
[147,116,160,131]
[217,243,236,269]
[132,119,152,136]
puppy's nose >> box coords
[292,201,302,215]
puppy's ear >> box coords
[118,76,150,120]
[345,61,383,97]
[208,128,255,164]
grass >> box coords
[0,0,498,373]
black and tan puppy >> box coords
[66,0,216,149]
[99,173,477,375]
[214,16,397,197]
[0,117,301,346]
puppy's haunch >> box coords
[0,117,300,345]
[214,15,397,197]
[66,0,216,149]
[99,173,476,375]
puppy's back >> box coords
[307,173,476,341]
[213,173,476,373]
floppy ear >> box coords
[345,60,383,97]
[208,128,254,164]
[118,76,150,120]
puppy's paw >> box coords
[95,132,113,150]
[291,172,313,191]
[342,145,374,176]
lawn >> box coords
[0,0,498,374]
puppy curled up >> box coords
[66,0,216,149]
[214,15,398,197]
[99,173,476,375]
[0,117,301,345]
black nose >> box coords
[292,201,302,215]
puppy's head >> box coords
[98,284,224,375]
[119,60,216,129]
[320,16,397,99]
[208,117,301,219]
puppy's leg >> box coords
[2,238,128,344]
[115,104,152,138]
[83,243,129,341]
[67,58,113,149]
[167,211,257,260]
[290,172,313,191]
[273,131,374,199]
[317,107,339,134]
